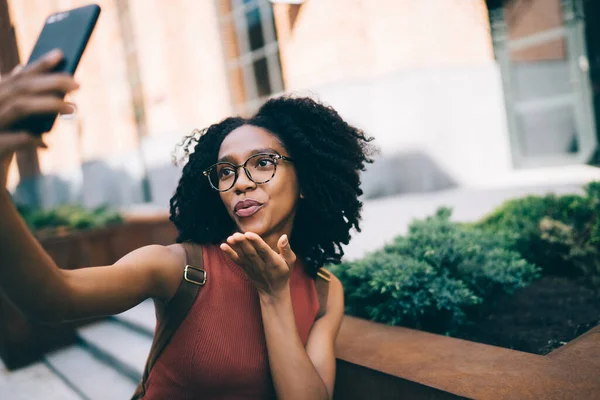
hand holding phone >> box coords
[10,4,100,134]
[0,51,78,131]
[0,50,79,187]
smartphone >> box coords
[13,4,101,134]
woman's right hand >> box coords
[0,49,79,188]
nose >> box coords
[233,167,256,193]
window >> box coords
[489,0,597,167]
[219,0,284,115]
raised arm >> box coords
[0,194,182,322]
[221,232,345,400]
[0,51,182,323]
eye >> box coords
[218,166,235,179]
[254,156,275,169]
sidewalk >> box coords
[342,182,587,261]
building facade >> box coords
[3,0,598,208]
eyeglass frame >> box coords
[202,153,294,192]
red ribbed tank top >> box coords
[142,244,320,399]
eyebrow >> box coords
[217,147,282,163]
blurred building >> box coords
[2,0,599,208]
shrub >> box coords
[475,182,600,281]
[17,204,123,235]
[329,208,539,334]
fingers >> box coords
[223,232,272,266]
[0,96,75,128]
[12,73,79,96]
[21,49,64,75]
[220,233,293,295]
[220,243,242,264]
[0,51,78,132]
[245,232,275,260]
[10,64,24,76]
[277,234,297,267]
[0,132,46,157]
[6,51,77,96]
[222,232,294,271]
[59,102,77,119]
[229,232,263,267]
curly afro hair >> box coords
[169,95,376,276]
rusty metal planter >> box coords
[333,316,600,400]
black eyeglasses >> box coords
[203,153,294,192]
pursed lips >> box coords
[234,199,264,218]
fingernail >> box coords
[45,49,63,61]
[281,235,288,246]
[10,64,24,75]
[65,104,76,114]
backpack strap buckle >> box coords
[316,268,331,282]
[184,265,207,286]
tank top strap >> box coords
[131,243,205,399]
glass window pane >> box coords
[246,7,265,51]
[509,37,578,158]
[502,0,582,159]
[253,57,271,97]
[517,107,579,156]
[510,38,570,101]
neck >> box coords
[262,229,290,252]
[263,217,295,253]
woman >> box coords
[0,50,375,399]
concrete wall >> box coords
[302,63,513,198]
[12,134,182,209]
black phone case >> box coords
[13,4,101,134]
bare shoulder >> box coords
[321,269,344,317]
[114,244,186,301]
[165,243,187,264]
[328,272,344,305]
[310,269,344,337]
[114,244,184,268]
[161,244,189,299]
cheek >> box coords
[269,175,299,208]
[220,192,232,211]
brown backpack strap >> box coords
[315,267,331,320]
[131,243,206,400]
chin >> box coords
[236,219,267,236]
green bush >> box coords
[17,204,123,234]
[329,208,539,334]
[475,182,600,281]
